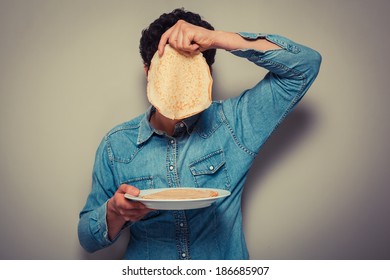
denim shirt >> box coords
[78,33,321,259]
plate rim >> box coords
[124,187,231,203]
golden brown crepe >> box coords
[141,188,218,200]
[147,45,213,120]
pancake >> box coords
[147,45,212,120]
[141,188,218,200]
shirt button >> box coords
[179,223,184,227]
[209,165,214,171]
[182,253,186,258]
[169,165,174,171]
[170,139,174,144]
[180,123,184,128]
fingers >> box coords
[110,195,153,222]
[158,28,172,56]
[118,202,154,222]
[158,20,202,57]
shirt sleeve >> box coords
[222,32,322,155]
[77,136,128,253]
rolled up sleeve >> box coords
[222,32,322,154]
[78,137,119,253]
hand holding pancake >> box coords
[158,19,215,57]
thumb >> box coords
[119,184,140,197]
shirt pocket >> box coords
[189,149,231,190]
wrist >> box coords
[211,31,244,51]
[106,199,126,241]
[106,198,125,223]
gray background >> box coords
[0,0,389,259]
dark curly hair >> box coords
[140,8,216,69]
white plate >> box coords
[124,188,231,210]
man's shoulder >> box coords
[105,113,145,138]
[96,113,146,161]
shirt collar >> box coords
[137,106,201,145]
[180,112,200,135]
[136,107,155,145]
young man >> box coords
[78,8,321,259]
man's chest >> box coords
[110,130,249,192]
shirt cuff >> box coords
[89,200,132,246]
[88,200,112,245]
[230,32,301,57]
[237,31,267,40]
